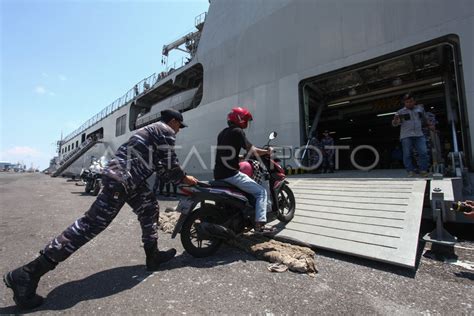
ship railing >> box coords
[62,53,192,144]
[58,12,208,146]
[195,12,207,29]
[59,136,96,166]
[59,139,88,165]
[62,72,160,143]
[161,57,189,74]
[135,95,195,129]
[136,112,162,129]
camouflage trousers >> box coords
[322,154,334,170]
[42,176,159,263]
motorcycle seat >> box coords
[209,180,256,206]
[209,180,237,189]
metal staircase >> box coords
[52,139,99,177]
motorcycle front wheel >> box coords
[180,205,224,258]
[84,181,92,194]
[276,185,296,222]
[92,179,102,196]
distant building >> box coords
[0,162,14,171]
[0,162,26,172]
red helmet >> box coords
[239,161,254,178]
[227,107,253,128]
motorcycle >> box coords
[171,131,296,258]
[79,158,105,196]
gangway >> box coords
[52,139,100,177]
[273,171,428,268]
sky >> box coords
[0,0,209,169]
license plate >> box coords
[176,198,194,214]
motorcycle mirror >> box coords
[268,131,277,140]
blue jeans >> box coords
[222,172,268,222]
[401,136,429,172]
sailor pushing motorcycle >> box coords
[3,107,287,309]
[3,109,198,309]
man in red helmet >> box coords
[214,107,274,232]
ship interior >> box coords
[299,40,467,176]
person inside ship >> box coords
[213,107,274,233]
[308,131,322,173]
[391,93,433,177]
[321,130,335,173]
[3,108,198,310]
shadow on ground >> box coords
[454,271,474,280]
[1,265,148,314]
[0,247,254,313]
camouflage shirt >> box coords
[103,121,186,191]
[321,136,335,155]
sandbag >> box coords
[159,207,181,234]
[158,208,317,276]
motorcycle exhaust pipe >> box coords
[197,222,236,240]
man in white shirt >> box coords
[392,93,432,177]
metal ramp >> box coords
[273,176,428,268]
[52,140,99,177]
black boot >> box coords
[144,242,176,271]
[3,255,57,309]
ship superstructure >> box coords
[53,1,473,179]
[50,0,474,266]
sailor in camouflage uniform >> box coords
[321,130,335,173]
[308,132,322,171]
[3,109,198,309]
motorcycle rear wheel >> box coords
[180,205,224,258]
[276,185,296,222]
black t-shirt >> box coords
[213,126,253,179]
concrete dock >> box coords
[0,173,473,314]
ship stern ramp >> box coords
[272,173,429,268]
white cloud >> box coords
[34,85,47,94]
[58,74,67,81]
[0,146,51,169]
[5,146,42,157]
[34,85,56,96]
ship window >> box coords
[76,140,79,148]
[72,143,74,150]
[116,114,127,136]
[68,145,70,151]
